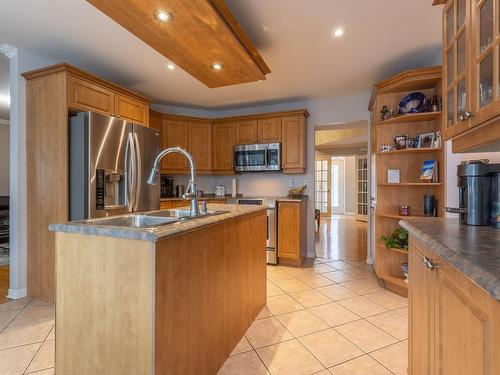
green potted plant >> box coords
[381,227,409,250]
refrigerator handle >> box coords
[126,132,137,212]
[133,133,142,211]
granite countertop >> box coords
[160,194,238,202]
[277,195,308,203]
[400,217,500,300]
[49,204,266,242]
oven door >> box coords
[234,144,269,172]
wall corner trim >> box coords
[0,44,18,59]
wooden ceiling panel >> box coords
[87,0,270,88]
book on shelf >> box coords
[420,160,438,182]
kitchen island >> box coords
[50,204,267,375]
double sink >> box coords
[84,209,227,229]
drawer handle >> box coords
[458,111,474,122]
[421,256,439,271]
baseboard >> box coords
[7,288,27,300]
[344,212,355,216]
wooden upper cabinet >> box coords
[114,94,148,125]
[257,118,282,143]
[149,110,162,132]
[188,122,212,171]
[235,120,258,144]
[67,75,115,116]
[212,122,235,173]
[282,115,307,174]
[161,120,188,171]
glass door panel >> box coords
[447,89,455,127]
[447,47,456,86]
[479,52,494,107]
[457,32,466,74]
[458,0,466,28]
[446,2,455,45]
[457,79,467,119]
[315,159,330,216]
[480,0,494,53]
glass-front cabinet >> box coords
[443,0,500,140]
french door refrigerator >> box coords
[69,111,160,220]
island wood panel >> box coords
[161,119,189,171]
[257,117,282,143]
[188,121,212,171]
[67,74,115,116]
[235,119,258,144]
[115,93,149,125]
[55,233,154,375]
[409,238,500,375]
[212,122,235,173]
[155,210,267,375]
[86,0,269,88]
[26,72,69,303]
[282,116,307,173]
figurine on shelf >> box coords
[394,134,408,150]
[381,105,390,121]
[380,144,394,152]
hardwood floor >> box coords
[315,215,368,261]
[0,265,9,304]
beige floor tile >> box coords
[245,317,293,349]
[0,320,53,350]
[231,336,253,356]
[256,307,273,320]
[257,339,324,375]
[393,306,409,318]
[342,268,375,279]
[46,326,55,341]
[27,300,53,309]
[335,320,398,352]
[367,311,408,340]
[288,289,331,308]
[298,329,363,368]
[26,369,55,375]
[0,342,41,375]
[316,285,358,302]
[340,279,384,295]
[324,261,356,270]
[281,267,317,278]
[10,305,55,328]
[311,264,336,274]
[26,339,55,373]
[267,281,285,297]
[364,291,408,310]
[0,309,21,330]
[267,270,295,282]
[0,297,32,312]
[312,371,330,375]
[329,355,392,375]
[321,271,357,283]
[266,295,304,315]
[299,274,334,288]
[218,351,269,375]
[337,296,388,318]
[371,341,408,375]
[309,302,361,327]
[275,310,328,337]
[273,278,311,293]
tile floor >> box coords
[0,258,408,375]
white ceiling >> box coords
[0,55,9,120]
[0,0,442,110]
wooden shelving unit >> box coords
[369,66,444,298]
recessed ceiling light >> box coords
[332,27,346,38]
[154,10,172,23]
[211,63,223,71]
[166,63,175,70]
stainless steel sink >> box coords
[148,209,227,220]
[86,214,178,228]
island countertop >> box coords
[400,217,500,300]
[49,203,266,242]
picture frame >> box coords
[418,132,435,148]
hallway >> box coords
[315,215,368,262]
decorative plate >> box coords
[398,92,426,114]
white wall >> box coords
[344,156,356,214]
[0,123,9,195]
[156,93,372,257]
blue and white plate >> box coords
[399,92,426,114]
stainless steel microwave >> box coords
[234,143,281,172]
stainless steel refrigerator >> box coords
[69,111,160,220]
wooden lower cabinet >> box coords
[277,200,307,266]
[409,238,500,375]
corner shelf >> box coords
[377,243,408,255]
[377,112,442,126]
[378,182,443,187]
[377,147,442,155]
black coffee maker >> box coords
[160,175,174,198]
[446,160,500,228]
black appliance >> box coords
[160,175,174,198]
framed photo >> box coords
[418,132,435,148]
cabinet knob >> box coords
[458,111,474,122]
[422,256,439,270]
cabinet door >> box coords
[115,94,149,126]
[257,118,282,143]
[409,244,435,375]
[188,122,212,171]
[282,116,307,173]
[443,0,473,140]
[149,110,162,132]
[235,120,258,144]
[212,122,235,172]
[67,75,115,116]
[161,120,188,171]
[470,0,500,128]
[277,202,300,260]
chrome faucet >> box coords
[147,147,199,217]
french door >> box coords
[331,158,345,215]
[315,158,331,217]
[356,156,369,222]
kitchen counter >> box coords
[400,217,500,300]
[49,203,265,242]
[160,194,238,201]
[277,195,308,203]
